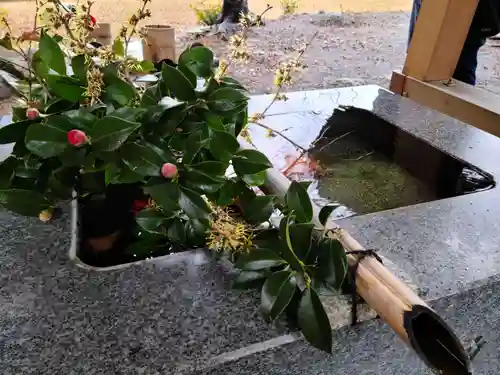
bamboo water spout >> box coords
[257,153,472,375]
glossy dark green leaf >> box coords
[208,128,239,162]
[0,120,32,144]
[0,189,50,216]
[109,107,147,122]
[318,238,348,290]
[204,112,224,131]
[208,87,248,114]
[234,108,248,136]
[63,108,97,129]
[120,142,165,176]
[242,170,266,186]
[0,157,18,189]
[288,223,314,260]
[143,183,180,214]
[183,166,225,194]
[318,205,340,227]
[216,180,234,206]
[182,131,203,165]
[46,75,85,102]
[25,115,75,158]
[234,248,285,271]
[71,55,88,83]
[141,84,163,107]
[261,270,297,320]
[160,64,196,102]
[44,98,75,115]
[39,31,66,75]
[178,46,214,78]
[241,195,275,225]
[298,288,332,353]
[178,186,211,219]
[136,208,166,232]
[232,149,272,176]
[167,218,186,243]
[189,161,228,175]
[32,50,49,77]
[279,214,305,272]
[285,181,313,223]
[90,116,140,152]
[104,77,136,106]
[232,270,269,289]
[138,60,155,73]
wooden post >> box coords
[402,0,479,82]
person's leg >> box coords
[453,34,486,85]
[408,0,422,49]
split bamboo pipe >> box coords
[240,137,473,374]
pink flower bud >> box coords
[67,129,88,146]
[161,163,178,178]
[26,108,39,120]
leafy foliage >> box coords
[0,14,350,354]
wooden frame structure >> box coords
[389,0,500,137]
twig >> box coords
[28,0,40,101]
[344,151,374,161]
[252,120,306,152]
[314,131,352,153]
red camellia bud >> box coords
[89,15,96,27]
[26,107,39,120]
[67,129,88,146]
[161,163,178,178]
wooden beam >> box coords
[391,71,500,138]
[403,0,479,82]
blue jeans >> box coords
[408,0,486,85]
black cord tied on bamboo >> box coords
[345,249,383,327]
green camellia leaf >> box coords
[261,270,297,321]
[232,149,272,176]
[44,98,75,115]
[183,166,225,194]
[143,183,180,214]
[120,142,165,176]
[182,131,203,165]
[32,50,49,77]
[25,115,76,158]
[318,238,348,290]
[46,75,85,102]
[109,107,147,122]
[287,223,314,260]
[241,195,275,225]
[242,170,266,186]
[71,55,88,83]
[136,208,166,232]
[208,87,249,114]
[167,218,186,244]
[178,186,211,219]
[0,120,32,144]
[318,205,340,227]
[160,64,196,102]
[235,248,285,271]
[208,128,239,162]
[298,288,332,353]
[141,84,163,107]
[285,181,313,223]
[0,189,51,217]
[138,60,155,73]
[104,77,136,106]
[204,112,225,131]
[63,108,97,129]
[178,46,214,78]
[39,31,66,75]
[216,180,234,206]
[232,270,269,289]
[0,157,18,189]
[279,214,305,272]
[90,116,140,152]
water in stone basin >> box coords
[261,106,494,220]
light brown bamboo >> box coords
[255,151,471,374]
[141,25,176,62]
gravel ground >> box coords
[1,11,500,114]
